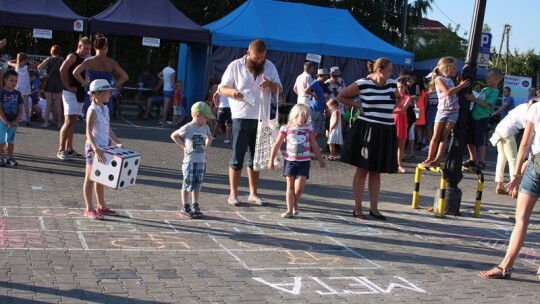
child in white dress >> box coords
[326,98,343,161]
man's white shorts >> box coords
[62,90,83,116]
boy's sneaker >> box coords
[224,139,231,144]
[57,150,69,160]
[192,202,203,219]
[5,157,18,166]
[83,210,103,220]
[67,150,83,158]
[180,204,194,218]
[0,158,5,167]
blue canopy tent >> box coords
[205,0,414,104]
[89,0,210,111]
[414,58,487,80]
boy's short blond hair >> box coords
[487,67,503,81]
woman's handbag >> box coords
[252,92,284,171]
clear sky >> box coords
[424,0,538,54]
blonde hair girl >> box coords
[421,57,469,168]
[269,104,325,218]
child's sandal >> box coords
[479,266,513,279]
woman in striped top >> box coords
[337,57,399,220]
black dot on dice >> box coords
[108,174,114,181]
[123,161,128,168]
[95,170,101,176]
[135,159,139,165]
[130,178,134,184]
[127,169,132,176]
[120,181,124,187]
[111,160,117,167]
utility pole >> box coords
[505,25,510,74]
[495,24,511,72]
[443,0,487,215]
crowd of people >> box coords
[1,37,539,280]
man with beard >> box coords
[218,39,282,206]
[57,37,91,160]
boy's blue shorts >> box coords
[0,122,17,144]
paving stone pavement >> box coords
[1,106,539,303]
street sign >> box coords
[477,32,492,69]
[479,33,492,54]
[478,53,490,69]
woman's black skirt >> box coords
[341,119,398,173]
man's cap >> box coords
[317,68,329,76]
[330,66,341,76]
[88,79,114,94]
[191,101,215,119]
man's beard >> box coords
[247,58,265,77]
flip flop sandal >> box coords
[479,266,513,279]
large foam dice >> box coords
[90,146,141,189]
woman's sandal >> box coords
[352,210,366,220]
[479,266,513,279]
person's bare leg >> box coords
[83,165,95,211]
[181,189,189,205]
[94,182,106,210]
[22,95,30,123]
[143,97,153,119]
[397,139,406,172]
[6,143,14,157]
[294,176,307,212]
[43,92,53,126]
[368,172,382,215]
[59,115,77,152]
[192,190,200,203]
[432,122,454,164]
[225,125,232,141]
[161,97,171,124]
[54,93,63,126]
[480,193,537,276]
[228,167,241,200]
[478,145,486,164]
[283,176,295,216]
[352,168,368,216]
[247,167,260,200]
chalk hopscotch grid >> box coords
[3,206,538,272]
[0,208,387,271]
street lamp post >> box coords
[444,0,488,215]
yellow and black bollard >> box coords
[461,166,484,218]
[411,163,447,217]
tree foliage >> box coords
[501,50,540,81]
[406,24,468,62]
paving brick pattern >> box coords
[1,107,539,303]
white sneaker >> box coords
[224,139,231,144]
